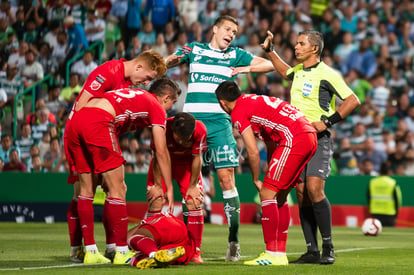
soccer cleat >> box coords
[244,252,288,266]
[113,250,136,265]
[70,247,85,263]
[191,250,204,263]
[290,250,320,264]
[226,241,241,261]
[136,246,186,269]
[83,251,111,264]
[104,249,116,262]
[320,244,335,265]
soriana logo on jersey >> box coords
[90,80,102,90]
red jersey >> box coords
[78,59,132,100]
[100,88,167,135]
[232,95,316,147]
[163,118,207,164]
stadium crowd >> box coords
[0,0,414,178]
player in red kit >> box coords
[215,81,317,266]
[65,50,167,263]
[127,212,196,269]
[66,78,180,265]
[145,112,207,263]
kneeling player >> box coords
[127,212,196,269]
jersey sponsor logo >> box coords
[90,80,102,90]
[194,55,202,62]
[191,73,226,83]
[182,45,192,54]
[302,82,312,96]
[96,74,106,83]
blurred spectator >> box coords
[28,153,43,172]
[44,85,66,121]
[124,162,134,173]
[198,0,218,32]
[3,31,18,56]
[366,113,385,149]
[144,0,176,34]
[0,133,19,163]
[37,131,50,159]
[359,158,378,176]
[333,137,359,176]
[0,155,3,171]
[232,24,248,48]
[22,19,39,46]
[7,40,28,71]
[244,33,263,57]
[21,49,44,89]
[60,72,81,105]
[350,102,373,127]
[344,69,371,104]
[123,0,142,46]
[0,17,13,50]
[11,8,25,41]
[84,9,105,51]
[367,162,402,227]
[25,143,40,168]
[382,101,399,133]
[250,73,270,96]
[95,0,112,18]
[69,0,87,25]
[323,17,345,55]
[70,50,97,83]
[13,122,35,164]
[126,36,141,59]
[30,106,54,143]
[365,74,390,115]
[0,87,5,119]
[47,0,70,24]
[186,21,204,43]
[388,140,407,173]
[333,31,357,67]
[63,15,89,60]
[37,42,59,77]
[137,21,156,46]
[23,0,47,34]
[51,30,69,77]
[178,0,198,33]
[122,137,139,165]
[42,136,65,172]
[151,33,168,57]
[388,67,408,98]
[109,39,127,60]
[357,137,388,173]
[164,21,177,44]
[44,20,60,49]
[0,0,17,25]
[341,37,377,79]
[404,105,414,133]
[3,148,26,171]
[404,147,414,176]
[349,122,367,157]
[396,93,410,119]
[0,63,23,118]
[134,148,150,173]
[138,127,152,153]
[201,165,215,224]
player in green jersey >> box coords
[165,15,274,261]
[257,30,360,264]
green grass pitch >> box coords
[0,222,413,274]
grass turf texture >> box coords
[0,223,413,274]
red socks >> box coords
[104,197,128,247]
[261,199,278,252]
[77,195,95,246]
[277,202,290,253]
[187,209,204,250]
[128,234,158,257]
[67,199,82,247]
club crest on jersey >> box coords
[302,82,312,96]
[90,80,102,90]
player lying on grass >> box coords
[145,112,207,263]
[215,80,317,266]
[127,212,196,269]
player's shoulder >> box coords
[195,120,207,134]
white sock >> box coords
[116,245,129,254]
[85,244,98,253]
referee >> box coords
[261,30,360,264]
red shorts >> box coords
[147,161,203,199]
[263,132,317,192]
[66,107,125,174]
[139,213,195,264]
[64,118,79,184]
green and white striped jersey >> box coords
[177,42,254,120]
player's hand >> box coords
[231,66,251,76]
[261,30,274,52]
[165,189,174,213]
[147,185,165,204]
[185,184,204,209]
[165,54,184,68]
[311,121,328,132]
[253,179,263,192]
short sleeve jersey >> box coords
[77,59,132,102]
[101,88,166,135]
[176,42,254,120]
[231,95,316,147]
[163,117,207,164]
[287,61,355,122]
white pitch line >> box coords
[0,247,387,271]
